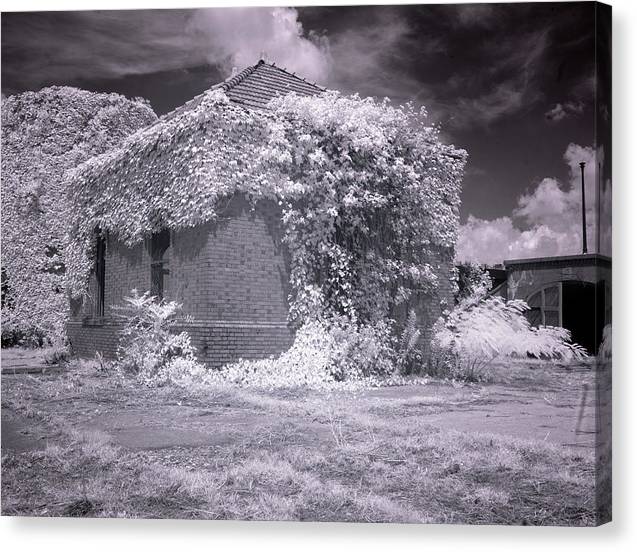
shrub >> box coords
[208,317,395,390]
[43,342,71,365]
[455,262,492,302]
[1,319,48,348]
[598,323,612,363]
[395,309,423,374]
[431,294,587,381]
[1,87,157,345]
[114,290,205,386]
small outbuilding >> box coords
[67,61,326,367]
[66,60,461,367]
[494,253,611,354]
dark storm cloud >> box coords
[444,28,550,129]
[2,4,595,128]
[1,2,602,258]
[545,101,584,122]
[1,10,198,92]
[451,3,500,28]
[321,7,443,106]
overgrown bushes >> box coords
[208,316,397,390]
[113,291,415,389]
[114,290,206,387]
[112,287,590,389]
[1,87,157,346]
[430,294,588,381]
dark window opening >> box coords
[94,233,106,317]
[150,229,170,300]
[562,280,604,355]
[526,281,605,355]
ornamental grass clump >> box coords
[431,294,588,382]
[114,290,206,387]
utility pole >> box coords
[597,161,602,254]
[579,161,588,254]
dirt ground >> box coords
[1,362,606,452]
[0,352,611,524]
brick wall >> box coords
[395,253,456,358]
[67,194,293,368]
[67,192,455,368]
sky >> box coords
[1,2,611,264]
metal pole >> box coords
[597,161,602,254]
[580,161,588,254]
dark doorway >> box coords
[562,280,605,354]
[150,229,170,300]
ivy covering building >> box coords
[65,60,467,368]
[1,87,157,346]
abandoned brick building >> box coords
[67,60,457,367]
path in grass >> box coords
[1,352,610,524]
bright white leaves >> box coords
[67,90,466,334]
[1,87,157,343]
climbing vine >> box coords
[66,89,466,330]
[1,87,157,345]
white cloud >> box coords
[456,143,611,265]
[457,216,576,266]
[544,101,584,122]
[188,8,330,84]
[452,81,527,127]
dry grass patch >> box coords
[1,359,602,525]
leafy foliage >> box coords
[1,87,157,345]
[66,90,465,359]
[455,262,492,301]
[111,291,396,390]
[431,294,588,381]
[267,93,466,326]
[208,316,396,390]
[598,323,612,363]
[396,309,423,374]
[114,290,206,387]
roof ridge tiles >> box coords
[159,59,324,123]
[239,71,324,93]
[220,61,263,92]
[253,60,327,91]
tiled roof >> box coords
[163,60,325,121]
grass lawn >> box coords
[1,357,610,525]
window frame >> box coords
[149,229,170,300]
[526,282,562,327]
[94,232,106,317]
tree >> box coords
[455,262,492,302]
[1,86,157,345]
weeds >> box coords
[1,359,600,525]
[114,290,206,386]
